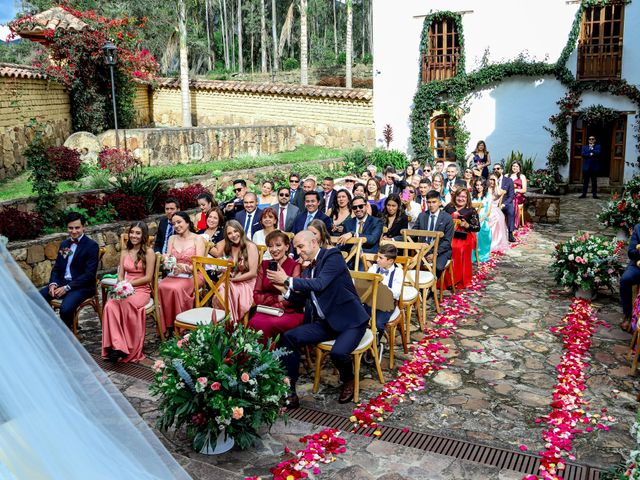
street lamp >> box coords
[102,40,119,149]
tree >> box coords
[237,0,243,73]
[300,0,308,85]
[178,0,192,127]
[271,0,278,74]
[260,0,267,73]
[204,0,213,71]
[345,0,352,88]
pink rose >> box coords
[152,360,165,372]
[176,339,184,348]
[284,377,290,386]
[241,372,250,383]
[232,406,244,420]
[197,377,208,385]
[211,382,221,391]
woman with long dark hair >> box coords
[195,192,215,231]
[331,189,353,234]
[381,194,408,241]
[472,178,492,263]
[443,189,480,289]
[509,161,527,228]
[102,222,156,362]
[466,140,491,178]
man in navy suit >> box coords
[493,164,516,242]
[580,135,601,199]
[39,212,99,329]
[268,230,369,406]
[336,195,383,254]
[620,223,640,331]
[294,178,326,213]
[381,167,407,197]
[292,191,332,233]
[275,186,300,232]
[234,192,263,239]
[153,197,180,253]
[321,177,337,215]
[415,190,454,277]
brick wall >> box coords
[132,83,152,126]
[0,69,72,180]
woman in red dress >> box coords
[248,230,303,341]
[443,189,480,289]
[195,193,215,231]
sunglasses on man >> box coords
[352,204,366,210]
[234,187,244,192]
[279,193,290,197]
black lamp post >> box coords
[102,40,120,149]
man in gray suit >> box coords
[275,186,300,232]
[415,190,453,277]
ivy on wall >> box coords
[410,0,640,177]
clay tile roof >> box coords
[154,77,373,101]
[14,6,88,43]
[0,63,47,80]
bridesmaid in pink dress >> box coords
[158,212,206,335]
[488,175,511,253]
[102,222,156,362]
[509,161,527,228]
[211,219,259,322]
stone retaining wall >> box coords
[524,193,560,224]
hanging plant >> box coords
[579,104,619,126]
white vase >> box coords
[198,429,234,455]
[616,229,629,242]
[574,289,594,300]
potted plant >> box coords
[529,169,561,195]
[550,231,625,299]
[150,321,290,453]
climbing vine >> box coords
[411,0,640,177]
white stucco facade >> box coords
[372,0,640,182]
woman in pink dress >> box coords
[509,161,527,229]
[102,222,156,362]
[488,174,511,253]
[158,212,206,335]
[212,219,259,322]
[248,230,303,341]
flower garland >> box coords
[247,225,531,480]
[523,299,615,480]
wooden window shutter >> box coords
[422,18,460,83]
[577,2,625,80]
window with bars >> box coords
[577,2,625,80]
[430,115,456,162]
[422,18,460,82]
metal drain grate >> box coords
[91,353,156,382]
[287,407,606,479]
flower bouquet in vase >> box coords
[108,281,135,300]
[550,231,625,298]
[149,320,290,453]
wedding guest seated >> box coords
[409,175,422,190]
[211,220,259,322]
[257,180,278,209]
[336,195,383,255]
[321,177,337,215]
[416,178,432,213]
[248,231,304,341]
[444,189,481,289]
[102,222,155,363]
[381,167,407,197]
[294,177,325,212]
[274,186,299,232]
[366,178,387,214]
[269,231,370,406]
[401,186,422,229]
[620,223,640,332]
[195,192,215,231]
[434,159,445,175]
[39,211,99,329]
[251,207,278,260]
[472,178,492,263]
[415,190,453,278]
[431,172,446,203]
[235,192,263,240]
[158,212,206,336]
[222,179,248,220]
[198,207,225,245]
[330,189,353,235]
[509,161,528,229]
[410,158,424,176]
[462,168,475,192]
[353,182,376,216]
[153,197,180,254]
[308,219,333,249]
[488,174,511,253]
[292,191,332,233]
[381,194,408,241]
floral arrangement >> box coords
[598,176,640,233]
[162,255,177,273]
[616,410,640,479]
[550,232,624,293]
[149,321,290,450]
[530,169,561,195]
[108,281,135,300]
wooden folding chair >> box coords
[51,247,106,337]
[257,244,268,264]
[518,204,525,227]
[330,236,364,271]
[361,253,410,369]
[312,270,385,403]
[400,229,442,317]
[145,253,165,341]
[174,256,233,332]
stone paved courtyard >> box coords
[76,194,640,479]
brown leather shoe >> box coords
[338,379,355,404]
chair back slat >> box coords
[350,270,382,338]
[190,256,232,314]
[151,252,162,306]
[379,239,428,289]
[330,236,364,271]
[257,244,268,264]
[400,229,442,276]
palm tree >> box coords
[345,0,353,88]
[178,0,191,127]
[300,0,308,85]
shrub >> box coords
[104,192,148,220]
[282,57,299,71]
[368,148,408,171]
[78,194,105,218]
[0,207,44,241]
[530,169,561,195]
[98,148,137,174]
[77,194,118,224]
[24,128,58,227]
[109,166,161,211]
[166,184,212,210]
[47,146,82,181]
[502,151,535,179]
[337,51,346,65]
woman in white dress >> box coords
[487,174,510,253]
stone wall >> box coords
[0,66,72,180]
[152,79,375,149]
[524,193,560,224]
[97,125,296,166]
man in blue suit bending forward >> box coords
[267,230,369,406]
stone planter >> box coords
[524,192,560,224]
[574,289,594,300]
[198,429,234,455]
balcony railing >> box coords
[577,43,622,80]
[422,52,460,83]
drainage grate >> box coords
[287,407,605,479]
[91,353,156,382]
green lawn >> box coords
[0,146,345,202]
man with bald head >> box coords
[267,230,369,406]
[234,192,263,239]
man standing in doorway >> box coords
[580,135,601,199]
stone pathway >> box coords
[78,194,639,479]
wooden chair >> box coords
[145,253,165,341]
[119,233,155,250]
[518,204,525,227]
[173,256,233,332]
[50,247,106,337]
[257,244,268,264]
[361,253,410,369]
[312,270,385,403]
[497,191,506,209]
[330,236,364,271]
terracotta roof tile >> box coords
[154,77,372,101]
[14,6,88,40]
[0,63,47,80]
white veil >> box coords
[0,240,190,480]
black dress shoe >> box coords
[285,394,300,410]
[108,349,128,362]
[508,233,516,243]
[593,195,600,199]
[578,195,587,198]
[338,380,355,404]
